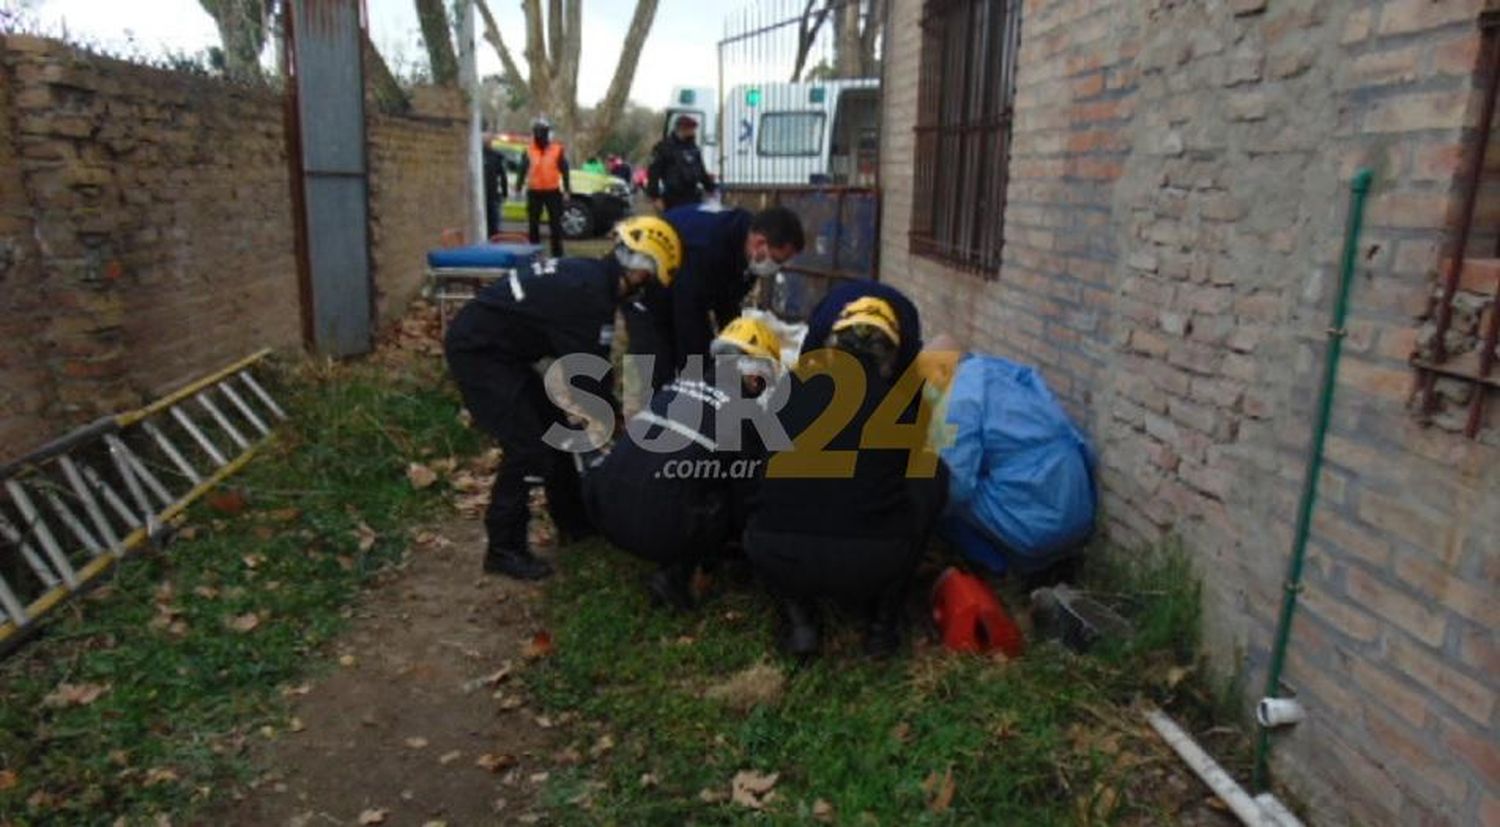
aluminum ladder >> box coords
[0,350,286,650]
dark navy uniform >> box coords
[583,363,766,568]
[444,256,622,554]
[647,132,716,210]
[625,205,755,390]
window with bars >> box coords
[910,0,1021,275]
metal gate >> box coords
[284,0,373,357]
[716,0,885,319]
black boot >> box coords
[646,562,696,612]
[484,545,554,580]
[863,591,904,659]
[778,598,820,659]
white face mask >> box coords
[747,255,780,278]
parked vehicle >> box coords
[718,79,879,187]
[662,86,721,180]
[490,135,633,238]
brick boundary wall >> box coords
[880,0,1498,823]
[0,36,469,463]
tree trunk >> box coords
[521,0,553,118]
[474,0,525,90]
[790,0,831,82]
[414,0,458,85]
[363,30,410,113]
[859,0,883,74]
[575,0,658,159]
[832,0,863,78]
[198,0,267,78]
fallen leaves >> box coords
[142,767,180,787]
[923,766,956,814]
[730,770,779,810]
[406,462,439,490]
[704,663,785,711]
[226,612,262,633]
[812,798,835,822]
[206,488,248,516]
[439,750,463,766]
[404,737,430,750]
[522,630,553,660]
[353,523,379,553]
[42,682,110,709]
[0,769,17,791]
[476,752,517,773]
[357,809,388,825]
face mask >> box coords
[747,255,780,278]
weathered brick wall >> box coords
[0,35,470,461]
[368,87,469,323]
[880,0,1499,823]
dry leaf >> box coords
[812,798,835,822]
[228,613,261,633]
[0,770,17,790]
[476,753,518,773]
[439,750,463,765]
[407,463,439,490]
[42,682,110,708]
[405,737,429,749]
[639,773,659,789]
[589,734,615,758]
[338,654,357,667]
[207,489,247,515]
[522,630,554,660]
[354,523,378,553]
[143,767,179,787]
[283,683,312,697]
[193,585,220,600]
[288,717,306,733]
[266,507,301,523]
[923,767,956,814]
[357,809,388,825]
[731,770,779,810]
[699,787,728,804]
[242,553,266,570]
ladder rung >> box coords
[171,406,228,467]
[0,573,29,628]
[80,463,143,533]
[198,393,249,450]
[59,456,122,554]
[0,512,61,588]
[112,437,175,510]
[3,481,78,588]
[106,435,158,530]
[143,420,202,485]
[240,372,286,420]
[220,383,271,438]
[42,488,104,556]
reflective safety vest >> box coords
[527,141,565,191]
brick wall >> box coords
[0,35,469,461]
[880,0,1499,823]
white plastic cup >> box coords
[1257,697,1306,729]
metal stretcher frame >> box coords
[425,266,520,335]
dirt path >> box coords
[219,519,561,826]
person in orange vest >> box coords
[513,115,572,257]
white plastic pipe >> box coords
[1256,697,1307,729]
[1145,707,1296,827]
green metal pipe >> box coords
[1251,167,1374,792]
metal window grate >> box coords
[1413,11,1500,438]
[910,0,1021,277]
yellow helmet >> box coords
[712,316,783,363]
[831,296,901,346]
[613,216,683,285]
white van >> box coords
[719,79,879,188]
[662,86,720,180]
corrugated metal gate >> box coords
[284,0,373,357]
[716,0,885,320]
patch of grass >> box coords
[0,359,482,823]
[528,542,1221,824]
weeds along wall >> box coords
[880,0,1498,824]
[0,35,468,461]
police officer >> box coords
[482,134,509,240]
[514,115,572,257]
[445,216,683,580]
[745,288,947,659]
[581,316,783,610]
[626,204,805,392]
[647,114,716,211]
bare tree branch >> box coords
[791,0,832,82]
[362,30,410,112]
[474,0,525,89]
[197,0,267,78]
[577,0,658,159]
[521,0,552,114]
[414,0,458,85]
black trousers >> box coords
[745,473,948,607]
[445,348,590,550]
[527,189,566,257]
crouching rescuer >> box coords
[580,317,784,610]
[444,216,683,580]
[745,289,947,659]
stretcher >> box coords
[425,242,543,333]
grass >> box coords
[0,358,483,823]
[527,541,1228,825]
